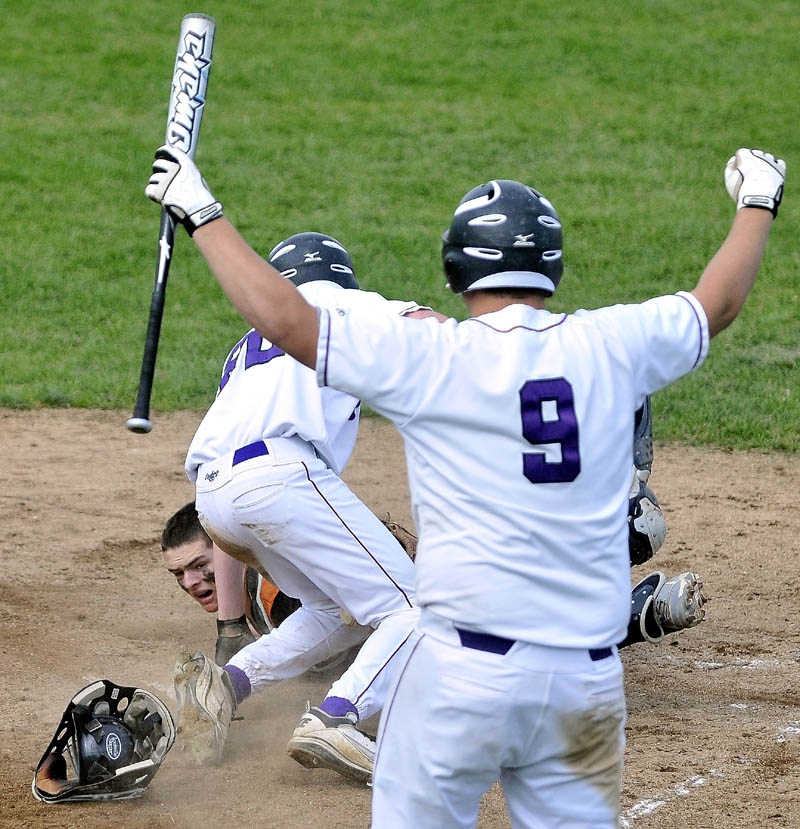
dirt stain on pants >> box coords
[559,698,626,815]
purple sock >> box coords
[223,665,251,706]
[319,695,358,719]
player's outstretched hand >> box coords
[214,615,257,666]
[146,145,224,235]
[724,148,786,217]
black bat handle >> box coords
[126,209,177,433]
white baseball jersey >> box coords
[188,281,424,723]
[316,291,708,648]
[185,281,420,481]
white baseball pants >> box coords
[195,437,419,720]
[372,609,626,828]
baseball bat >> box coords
[127,13,216,434]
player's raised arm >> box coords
[691,149,785,339]
[194,219,320,368]
[145,146,319,368]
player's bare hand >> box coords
[146,145,224,235]
[724,148,786,217]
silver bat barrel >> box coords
[166,14,216,158]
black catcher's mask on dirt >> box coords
[32,679,175,803]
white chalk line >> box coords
[694,657,783,671]
[619,770,724,827]
[619,719,799,826]
[776,722,800,743]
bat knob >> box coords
[126,417,153,434]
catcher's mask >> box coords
[32,679,175,803]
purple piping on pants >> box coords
[300,462,414,609]
[352,627,414,706]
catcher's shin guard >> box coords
[32,680,174,803]
[627,481,666,566]
[619,571,706,648]
[633,396,654,482]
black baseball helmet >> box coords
[267,232,358,289]
[441,179,563,295]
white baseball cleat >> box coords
[653,571,706,632]
[173,649,235,765]
[287,702,375,784]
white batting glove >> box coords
[724,148,786,217]
[146,145,223,235]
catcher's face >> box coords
[162,539,218,613]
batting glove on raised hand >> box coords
[724,148,786,217]
[146,145,223,235]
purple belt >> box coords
[232,441,269,465]
[455,627,612,661]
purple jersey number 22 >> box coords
[519,378,580,483]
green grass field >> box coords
[3,0,798,450]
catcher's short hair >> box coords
[32,679,175,803]
[162,500,210,551]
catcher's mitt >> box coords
[381,515,418,561]
[32,679,174,803]
[632,395,654,479]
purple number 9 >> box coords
[519,378,581,483]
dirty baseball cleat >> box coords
[625,571,706,645]
[653,571,706,632]
[287,702,375,784]
[173,649,235,765]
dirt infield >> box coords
[2,408,798,828]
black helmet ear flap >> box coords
[32,679,175,803]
